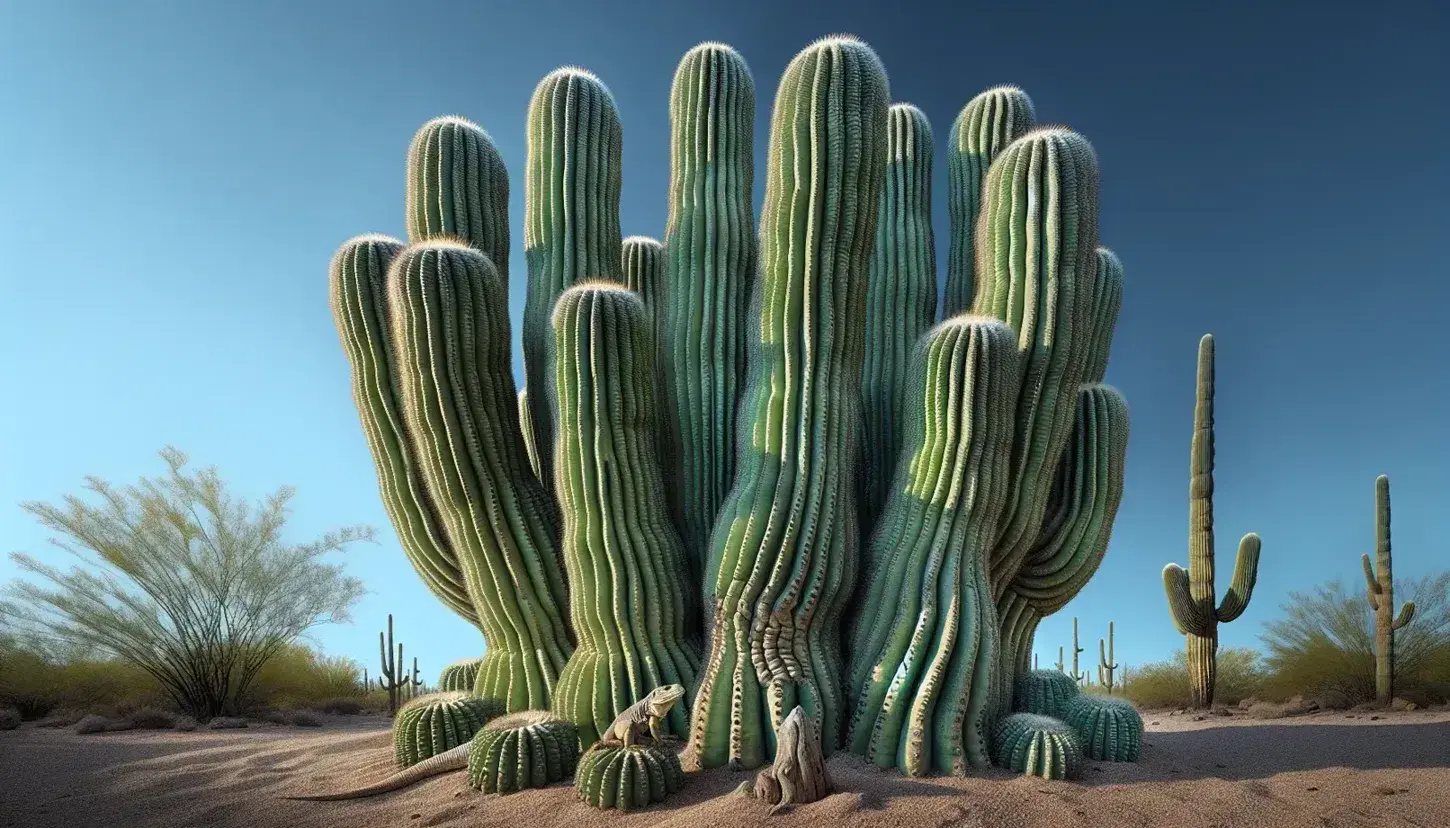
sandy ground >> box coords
[1,708,1447,828]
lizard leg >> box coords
[650,717,662,744]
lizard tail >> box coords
[282,743,471,801]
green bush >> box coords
[1121,647,1265,709]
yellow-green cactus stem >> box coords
[549,284,701,747]
[522,67,624,503]
[393,692,504,768]
[405,116,510,276]
[1060,694,1142,762]
[621,236,665,322]
[942,85,1037,317]
[860,102,938,533]
[466,710,581,794]
[660,42,757,572]
[1013,669,1081,719]
[439,657,485,694]
[848,317,1021,776]
[690,35,890,772]
[1163,334,1261,709]
[329,234,479,629]
[388,241,575,712]
[575,742,684,812]
[1364,474,1414,705]
[518,388,542,480]
[992,713,1083,780]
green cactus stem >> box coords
[575,743,685,812]
[389,241,575,712]
[860,102,938,534]
[439,657,485,694]
[549,284,701,747]
[377,614,423,716]
[621,236,665,318]
[1014,669,1080,719]
[847,317,1021,776]
[1163,334,1262,709]
[522,67,624,504]
[1365,474,1415,705]
[660,41,757,572]
[1069,618,1085,683]
[1099,622,1118,694]
[518,389,542,480]
[942,86,1037,317]
[1061,695,1142,762]
[405,116,510,275]
[972,127,1102,606]
[393,692,504,768]
[1055,647,1064,672]
[690,36,890,772]
[330,236,479,629]
[467,710,581,794]
[992,713,1083,780]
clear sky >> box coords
[2,0,1446,686]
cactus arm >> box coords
[1163,564,1210,637]
[1394,601,1416,630]
[1362,553,1382,609]
[1214,533,1261,623]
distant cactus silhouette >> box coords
[1364,475,1414,705]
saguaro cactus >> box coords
[1098,622,1117,694]
[330,236,480,629]
[1164,334,1262,709]
[522,68,624,501]
[942,86,1037,317]
[518,389,542,480]
[405,116,510,273]
[549,284,701,746]
[378,614,423,716]
[860,103,938,532]
[389,241,575,712]
[690,36,889,772]
[660,42,757,570]
[848,318,1021,776]
[1364,474,1414,705]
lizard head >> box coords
[648,683,686,714]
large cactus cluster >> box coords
[330,33,1134,781]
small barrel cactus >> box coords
[467,711,581,794]
[1013,670,1081,719]
[1060,695,1143,762]
[438,657,485,694]
[393,692,504,768]
[993,713,1084,780]
[575,743,685,812]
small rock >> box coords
[1306,786,1318,792]
[1373,786,1396,796]
[410,814,421,820]
[1214,763,1226,769]
[1399,788,1409,793]
[1193,715,1206,722]
[1345,715,1356,719]
[1151,721,1161,726]
[1370,715,1381,721]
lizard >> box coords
[282,741,473,801]
[596,683,686,747]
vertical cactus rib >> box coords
[1364,474,1415,704]
[996,384,1130,711]
[523,67,625,503]
[388,241,575,712]
[661,42,757,573]
[329,235,479,628]
[942,86,1037,317]
[518,389,542,480]
[689,35,890,771]
[405,116,510,276]
[846,317,1020,776]
[1083,248,1124,384]
[621,236,666,320]
[860,103,937,533]
[1162,334,1261,708]
[971,127,1102,604]
[548,284,701,747]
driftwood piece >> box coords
[746,706,832,813]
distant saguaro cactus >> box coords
[1098,622,1117,694]
[1163,334,1262,709]
[1364,475,1414,705]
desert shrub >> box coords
[1259,573,1450,706]
[1122,647,1265,709]
[243,642,368,711]
[288,710,322,727]
[207,717,247,730]
[0,707,19,730]
[317,697,363,715]
[173,716,198,732]
[126,707,178,730]
[74,714,133,734]
[35,709,85,728]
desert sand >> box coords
[2,708,1447,828]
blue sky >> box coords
[2,0,1446,685]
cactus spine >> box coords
[1163,334,1262,709]
[378,615,423,716]
[389,242,575,712]
[1364,474,1414,705]
[690,36,889,771]
[860,103,938,532]
[942,86,1037,317]
[549,284,702,746]
[660,42,757,571]
[847,318,1020,776]
[1098,622,1117,694]
[330,236,480,629]
[523,68,625,503]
